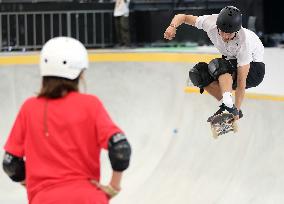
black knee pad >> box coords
[208,58,231,80]
[189,62,214,88]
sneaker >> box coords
[207,103,226,122]
[224,104,239,116]
[238,110,243,119]
[207,103,243,122]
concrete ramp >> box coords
[0,61,284,204]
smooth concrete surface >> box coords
[0,60,284,204]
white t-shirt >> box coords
[195,14,264,67]
[114,0,130,17]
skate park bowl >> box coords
[0,47,284,204]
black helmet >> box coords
[216,6,242,33]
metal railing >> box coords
[0,10,114,51]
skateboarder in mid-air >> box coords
[164,6,265,121]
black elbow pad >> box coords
[2,152,26,182]
[108,133,131,172]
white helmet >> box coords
[40,36,88,80]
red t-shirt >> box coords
[4,92,122,203]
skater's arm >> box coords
[101,133,131,197]
[2,152,26,183]
[235,64,250,110]
[109,171,122,191]
[164,14,198,40]
[20,180,26,187]
[91,171,122,198]
[170,14,198,27]
[90,172,122,198]
[90,132,131,198]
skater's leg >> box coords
[217,73,234,108]
[206,58,235,108]
[218,73,233,94]
[206,76,236,122]
[206,58,238,121]
[205,81,226,122]
[188,59,234,108]
[204,81,222,101]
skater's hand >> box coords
[234,109,241,121]
[234,115,239,121]
[164,26,176,40]
[20,180,26,188]
[90,180,120,199]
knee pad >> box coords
[188,62,214,88]
[208,58,231,80]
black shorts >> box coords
[223,58,265,90]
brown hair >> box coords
[38,76,80,99]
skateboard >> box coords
[210,112,238,139]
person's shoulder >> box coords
[239,28,259,40]
[72,93,106,114]
[198,14,218,20]
[18,96,40,113]
[22,96,39,106]
[196,14,218,31]
[210,14,218,20]
[238,28,263,47]
[71,92,101,104]
[199,14,218,23]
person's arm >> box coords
[2,152,26,185]
[91,133,131,199]
[107,133,130,192]
[3,105,26,186]
[91,171,122,198]
[170,14,198,27]
[109,171,122,191]
[164,14,198,40]
[235,64,250,112]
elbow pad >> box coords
[108,133,131,172]
[2,152,26,182]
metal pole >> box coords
[84,13,88,44]
[50,13,54,38]
[109,13,113,45]
[0,15,2,50]
[7,14,10,48]
[67,12,71,37]
[24,14,28,47]
[93,13,96,45]
[42,14,45,44]
[59,13,62,36]
[33,14,36,48]
[16,14,19,48]
[76,13,79,39]
[101,13,105,47]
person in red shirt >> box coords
[2,36,131,204]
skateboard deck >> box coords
[210,112,238,139]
